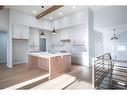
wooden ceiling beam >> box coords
[36,5,64,19]
[0,5,3,10]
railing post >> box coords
[92,57,97,89]
[108,61,114,89]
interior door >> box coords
[0,31,7,64]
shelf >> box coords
[29,45,39,47]
[60,39,71,42]
[72,45,85,46]
[12,38,29,40]
[51,45,64,46]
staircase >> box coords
[93,53,127,89]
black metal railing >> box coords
[93,53,127,89]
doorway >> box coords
[39,38,46,52]
[0,31,7,65]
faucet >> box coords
[48,45,53,53]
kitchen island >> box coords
[28,52,71,79]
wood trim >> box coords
[36,5,64,19]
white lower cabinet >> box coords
[72,52,88,66]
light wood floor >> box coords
[0,64,48,89]
[0,64,94,90]
[31,65,94,90]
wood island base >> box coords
[28,53,71,80]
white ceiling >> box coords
[43,6,87,20]
[7,5,108,20]
[95,24,127,34]
[7,5,52,16]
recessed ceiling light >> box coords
[33,11,37,14]
[59,12,62,15]
[49,17,53,20]
[72,6,76,9]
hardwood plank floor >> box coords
[0,64,94,89]
[31,65,94,90]
[64,65,93,90]
[0,64,48,89]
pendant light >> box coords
[52,28,57,34]
[52,11,57,34]
[110,29,118,40]
[40,31,44,36]
[40,19,45,36]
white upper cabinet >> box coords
[21,25,29,39]
[12,24,21,39]
[29,27,40,52]
[29,27,39,46]
[60,28,70,40]
[12,24,29,39]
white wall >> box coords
[12,39,29,64]
[0,31,7,63]
[94,6,127,31]
[94,6,127,60]
[55,8,88,29]
[87,9,94,67]
[103,31,127,60]
[0,8,9,31]
[0,8,9,65]
[94,30,103,57]
[9,9,52,30]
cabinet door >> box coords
[21,25,29,39]
[12,24,21,39]
[60,28,70,40]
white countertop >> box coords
[28,52,71,58]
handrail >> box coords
[93,53,113,89]
[94,58,127,63]
[93,53,127,89]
